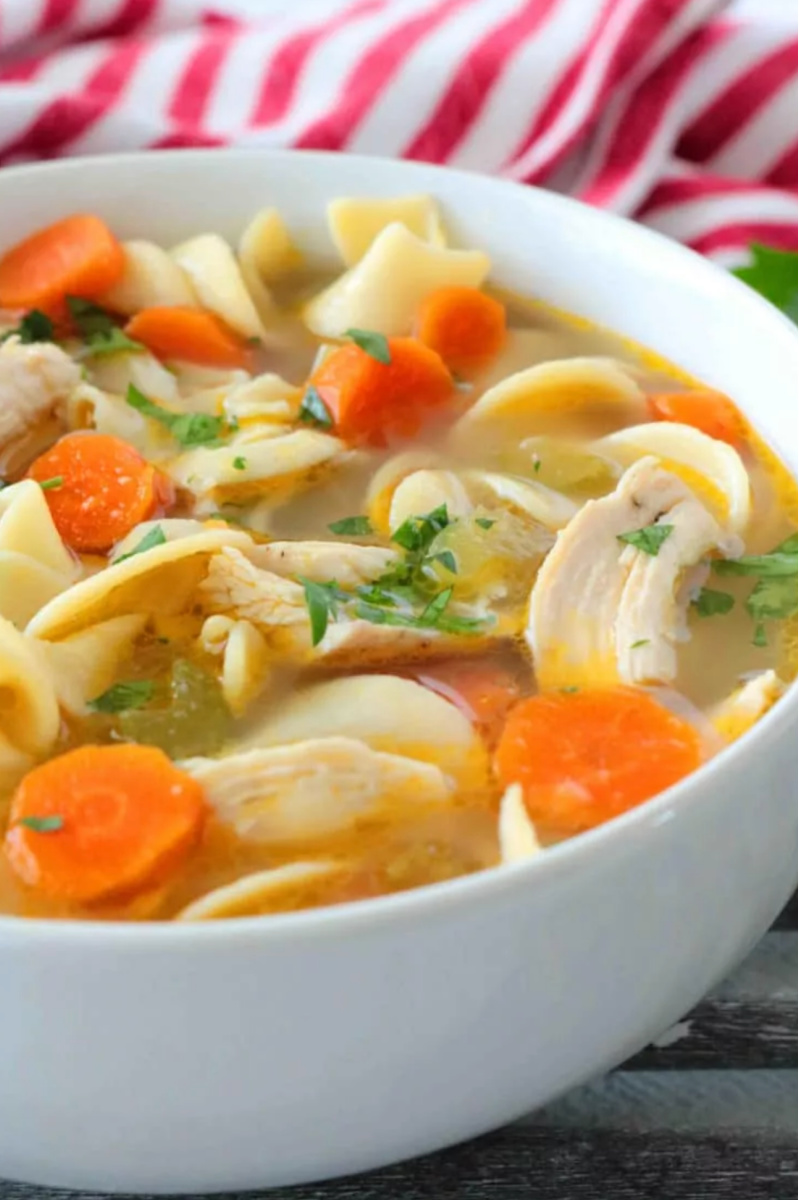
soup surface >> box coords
[0,198,795,922]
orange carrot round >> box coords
[125,307,253,369]
[415,661,522,746]
[494,687,702,835]
[415,286,506,376]
[27,432,166,554]
[0,214,124,315]
[647,390,744,446]
[311,337,454,446]
[4,744,206,904]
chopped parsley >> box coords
[429,549,458,574]
[630,639,650,649]
[113,524,167,564]
[1,309,55,345]
[298,577,349,646]
[753,624,768,648]
[328,515,373,536]
[298,385,334,429]
[344,328,391,364]
[299,505,491,643]
[126,384,229,448]
[17,814,64,833]
[67,296,144,357]
[232,456,247,470]
[475,517,495,530]
[38,476,64,491]
[733,245,797,323]
[88,680,155,714]
[713,533,797,637]
[617,523,674,556]
[391,504,450,554]
[692,587,735,618]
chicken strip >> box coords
[527,457,741,689]
[0,337,81,473]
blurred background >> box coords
[0,0,795,266]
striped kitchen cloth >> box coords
[0,0,795,266]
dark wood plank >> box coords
[772,892,798,931]
[626,997,797,1070]
[2,1128,795,1200]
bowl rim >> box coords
[0,147,795,946]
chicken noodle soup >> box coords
[0,199,795,922]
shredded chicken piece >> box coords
[200,545,504,666]
[181,736,454,843]
[248,541,399,587]
[527,457,742,688]
[200,547,309,628]
[0,338,81,472]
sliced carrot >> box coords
[125,307,253,369]
[494,687,702,835]
[27,432,167,554]
[647,389,744,446]
[4,744,206,904]
[415,286,506,376]
[414,661,522,746]
[0,214,124,315]
[310,337,454,446]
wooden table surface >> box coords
[3,894,796,1200]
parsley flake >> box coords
[298,577,349,646]
[617,523,674,556]
[113,524,167,564]
[126,385,228,447]
[232,456,247,470]
[475,517,495,530]
[430,549,458,574]
[328,515,373,536]
[714,534,798,633]
[630,639,650,649]
[88,680,155,714]
[38,476,64,491]
[67,296,144,358]
[692,588,735,618]
[391,504,450,554]
[298,386,334,429]
[1,309,55,345]
[17,814,64,833]
[344,328,391,364]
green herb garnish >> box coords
[67,296,144,357]
[475,517,495,530]
[692,587,735,618]
[713,534,797,639]
[1,309,55,344]
[232,456,247,470]
[38,476,64,491]
[630,639,650,649]
[298,577,349,646]
[430,549,457,574]
[328,515,373,536]
[617,523,674,556]
[733,245,798,323]
[89,679,155,714]
[344,328,391,363]
[113,524,167,564]
[753,623,768,648]
[126,384,228,447]
[298,385,334,429]
[17,814,64,833]
[391,504,450,554]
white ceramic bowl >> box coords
[0,151,796,1195]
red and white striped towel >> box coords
[0,0,795,266]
